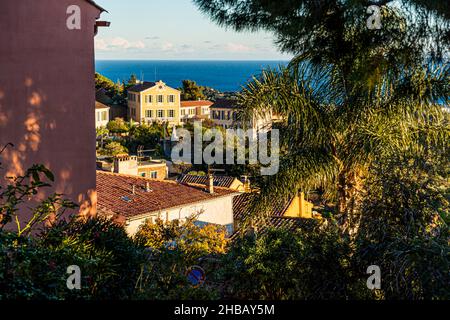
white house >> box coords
[95,101,110,128]
[96,171,239,235]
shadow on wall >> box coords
[0,77,97,226]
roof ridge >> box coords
[97,170,179,184]
[182,182,235,191]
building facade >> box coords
[232,192,317,233]
[97,154,168,180]
[97,171,239,235]
[210,99,272,132]
[113,155,168,180]
[0,0,107,222]
[127,81,181,126]
[95,101,110,128]
[180,100,213,123]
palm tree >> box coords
[238,61,449,233]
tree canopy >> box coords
[180,79,206,101]
[194,0,449,87]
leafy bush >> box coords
[107,118,129,135]
[217,223,355,300]
[352,149,450,300]
[133,217,226,300]
[0,217,149,300]
[101,141,128,157]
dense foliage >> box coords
[0,159,448,299]
[180,80,206,101]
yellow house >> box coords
[283,193,314,219]
[127,80,181,126]
[233,192,316,227]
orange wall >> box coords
[137,165,168,180]
[284,193,313,219]
[0,0,103,226]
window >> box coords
[157,95,164,103]
[168,110,175,118]
[150,171,158,179]
[157,110,164,118]
[145,110,153,118]
[203,107,209,114]
[221,111,225,120]
[181,109,186,116]
[189,108,195,115]
[101,111,108,121]
[137,95,140,103]
[131,108,136,117]
[145,95,153,104]
[141,173,146,177]
[168,95,175,103]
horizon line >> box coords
[95,59,290,62]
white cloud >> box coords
[225,43,252,53]
[95,37,145,51]
[161,42,175,51]
[95,38,109,51]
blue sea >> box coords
[95,60,288,92]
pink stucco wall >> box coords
[0,0,103,226]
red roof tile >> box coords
[178,174,238,188]
[181,100,213,108]
[232,193,293,220]
[97,171,237,218]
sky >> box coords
[94,0,291,60]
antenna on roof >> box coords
[140,71,144,83]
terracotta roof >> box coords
[232,193,293,220]
[267,216,316,232]
[127,82,157,92]
[97,171,238,219]
[181,100,213,108]
[210,99,241,110]
[95,101,110,110]
[178,174,238,188]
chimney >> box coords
[145,182,151,192]
[207,174,214,194]
[242,176,251,192]
[132,185,136,195]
